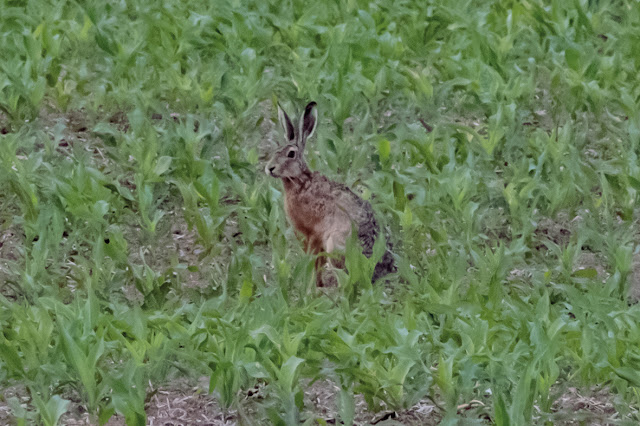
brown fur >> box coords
[265,102,395,287]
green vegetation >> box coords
[1,0,640,424]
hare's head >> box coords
[265,101,318,179]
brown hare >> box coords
[265,101,395,287]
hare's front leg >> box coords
[304,235,327,287]
[317,233,346,287]
[315,255,327,287]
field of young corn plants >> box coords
[1,0,640,424]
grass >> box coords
[1,0,640,424]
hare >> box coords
[265,101,395,287]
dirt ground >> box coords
[3,377,634,425]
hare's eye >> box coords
[287,150,296,158]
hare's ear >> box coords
[298,101,317,150]
[277,103,296,143]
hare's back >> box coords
[311,174,373,223]
[331,183,375,225]
[311,173,396,280]
[325,179,380,249]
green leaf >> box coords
[393,181,405,212]
[7,397,28,426]
[0,340,25,378]
[33,394,70,426]
[628,175,640,191]
[614,367,640,387]
[493,393,510,426]
[572,268,598,279]
[565,48,581,71]
[247,147,259,165]
[338,388,355,426]
[378,139,391,162]
[277,356,304,393]
[239,279,253,301]
[435,355,454,407]
[154,156,172,176]
[58,320,103,410]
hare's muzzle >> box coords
[265,165,276,177]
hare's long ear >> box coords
[298,101,317,151]
[277,103,296,143]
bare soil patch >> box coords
[546,385,635,425]
[4,380,636,425]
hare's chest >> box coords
[284,191,325,237]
